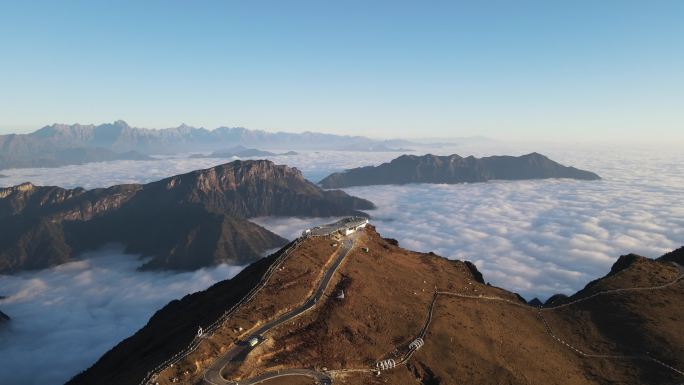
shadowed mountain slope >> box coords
[659,246,684,265]
[0,160,373,273]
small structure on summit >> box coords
[339,217,369,236]
[302,216,369,237]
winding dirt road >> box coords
[202,237,354,385]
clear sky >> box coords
[1,0,682,142]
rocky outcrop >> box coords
[658,246,684,265]
[607,253,642,276]
[0,309,9,323]
[319,152,600,188]
[0,160,373,273]
[141,160,374,218]
[464,260,485,284]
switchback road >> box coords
[203,237,354,385]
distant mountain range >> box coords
[337,143,414,152]
[0,146,150,170]
[190,146,299,159]
[319,152,600,188]
[0,160,373,273]
[0,120,419,169]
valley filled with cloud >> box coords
[1,144,683,383]
[0,150,409,190]
[0,250,244,385]
[343,176,683,299]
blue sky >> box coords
[0,0,682,141]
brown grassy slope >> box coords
[69,225,683,385]
[154,235,344,385]
[228,227,683,385]
[263,227,500,373]
[543,256,684,385]
[255,227,593,385]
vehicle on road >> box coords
[201,236,356,385]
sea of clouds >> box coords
[0,150,411,189]
[0,249,244,385]
[260,145,684,299]
[1,143,683,383]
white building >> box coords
[303,216,369,237]
[341,217,369,235]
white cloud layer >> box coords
[0,144,683,383]
[0,150,411,189]
[0,248,244,385]
[253,146,684,299]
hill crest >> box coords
[67,224,683,385]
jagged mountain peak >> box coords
[155,160,311,196]
[145,159,373,218]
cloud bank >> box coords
[252,147,684,300]
[0,248,244,385]
[0,150,410,189]
[0,144,682,383]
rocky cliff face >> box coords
[0,160,374,273]
[0,182,137,219]
[319,152,600,188]
[142,160,374,218]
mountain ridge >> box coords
[0,121,418,170]
[0,160,373,273]
[319,152,600,188]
